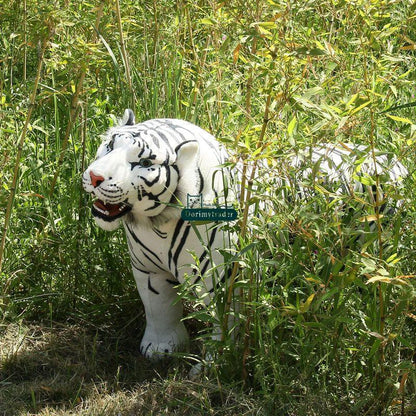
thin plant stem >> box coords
[151,0,159,69]
[222,86,272,382]
[362,33,387,410]
[0,28,54,273]
[23,0,27,81]
[240,91,272,380]
[114,0,136,110]
[48,70,86,197]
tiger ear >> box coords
[174,140,200,202]
[175,140,199,165]
[122,109,135,126]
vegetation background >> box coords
[0,0,415,414]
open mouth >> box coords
[91,199,132,221]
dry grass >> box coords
[0,323,259,416]
[1,320,414,415]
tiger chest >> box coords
[123,219,201,279]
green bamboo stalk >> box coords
[362,36,387,410]
[48,70,86,197]
[240,92,272,381]
[114,0,136,110]
[0,29,53,273]
[151,0,159,69]
[23,0,27,81]
[48,3,104,198]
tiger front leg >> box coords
[132,269,189,359]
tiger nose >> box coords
[89,171,105,188]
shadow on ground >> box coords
[0,322,251,416]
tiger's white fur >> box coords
[83,109,407,359]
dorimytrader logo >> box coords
[181,194,237,222]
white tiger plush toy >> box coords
[83,109,231,358]
[83,109,407,360]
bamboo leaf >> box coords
[349,100,371,115]
[287,116,297,136]
[300,293,315,313]
[379,101,416,113]
[199,18,216,26]
[386,114,414,124]
[366,276,409,286]
[359,215,384,223]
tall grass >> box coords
[1,0,415,414]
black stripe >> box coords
[141,248,165,271]
[142,342,152,356]
[127,238,148,271]
[144,200,161,212]
[131,264,150,274]
[151,134,160,147]
[209,273,227,293]
[173,225,191,263]
[164,166,172,190]
[200,258,211,276]
[148,276,160,295]
[164,149,171,165]
[153,227,167,239]
[138,147,146,158]
[171,165,179,175]
[197,167,204,194]
[172,224,191,277]
[137,185,144,201]
[126,223,162,263]
[168,219,185,269]
[137,186,169,212]
[154,129,176,152]
[200,226,218,264]
[167,125,188,142]
[193,257,211,285]
[98,187,123,195]
[140,169,162,187]
[208,267,232,294]
[192,226,218,284]
[174,139,197,154]
[169,122,221,156]
[97,192,126,201]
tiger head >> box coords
[82,109,207,231]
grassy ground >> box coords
[0,323,258,416]
[5,321,410,416]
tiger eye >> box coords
[138,159,153,168]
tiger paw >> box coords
[139,322,189,360]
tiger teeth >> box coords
[92,199,131,219]
[96,205,127,214]
[94,205,110,215]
